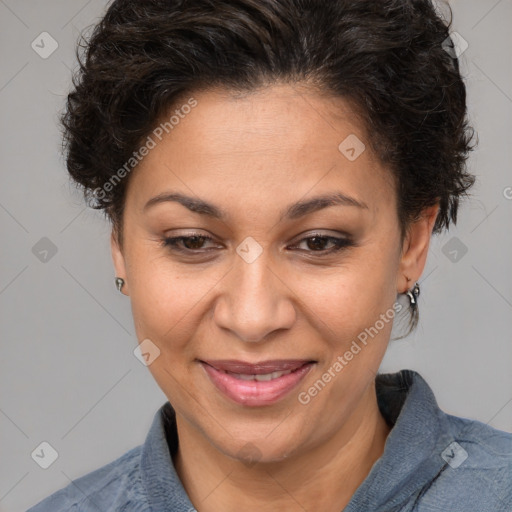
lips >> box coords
[199,359,315,406]
[202,359,313,374]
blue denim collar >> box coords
[344,369,453,511]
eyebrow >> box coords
[143,191,369,221]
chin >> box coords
[217,430,304,467]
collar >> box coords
[344,369,454,511]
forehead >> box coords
[127,84,395,219]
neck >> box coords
[173,383,391,512]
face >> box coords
[112,84,437,463]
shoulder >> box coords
[418,413,512,511]
[26,445,148,512]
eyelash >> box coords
[160,233,354,257]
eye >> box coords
[161,234,217,253]
[289,234,354,255]
[161,232,354,257]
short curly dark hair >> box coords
[61,0,476,252]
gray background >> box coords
[1,1,511,510]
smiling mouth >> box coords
[222,368,299,381]
[199,359,316,406]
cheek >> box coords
[126,249,223,347]
[294,249,398,342]
[129,273,194,344]
[124,246,184,339]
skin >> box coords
[111,83,439,511]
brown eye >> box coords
[305,236,331,251]
[290,234,355,255]
[161,234,216,253]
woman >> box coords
[28,0,512,511]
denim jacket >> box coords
[27,369,512,511]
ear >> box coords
[397,203,439,294]
[111,230,129,296]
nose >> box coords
[213,251,296,343]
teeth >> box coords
[226,369,294,381]
[255,373,274,381]
[237,374,256,381]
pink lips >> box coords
[200,359,315,406]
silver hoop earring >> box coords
[115,277,125,293]
[406,282,420,309]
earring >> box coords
[115,277,125,293]
[405,282,420,308]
